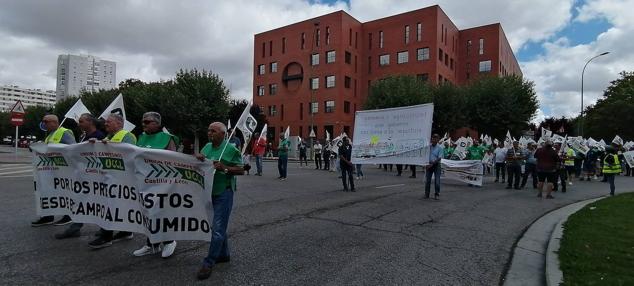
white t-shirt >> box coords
[494,147,508,163]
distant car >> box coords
[2,137,12,145]
[18,139,30,148]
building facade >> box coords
[0,85,56,112]
[253,5,522,141]
[56,54,117,101]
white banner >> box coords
[31,142,214,243]
[440,159,483,186]
[351,103,433,165]
[624,151,634,168]
[453,137,469,160]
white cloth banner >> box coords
[624,151,634,168]
[31,142,214,243]
[570,139,589,155]
[351,103,433,165]
[440,159,483,186]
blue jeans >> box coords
[425,164,441,196]
[203,188,234,267]
[255,154,263,174]
[605,174,616,195]
[355,164,363,176]
[278,155,288,178]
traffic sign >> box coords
[10,100,25,114]
[10,101,26,127]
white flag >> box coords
[453,137,469,159]
[284,126,290,139]
[227,119,232,130]
[99,93,136,132]
[326,130,330,141]
[542,128,552,139]
[259,123,268,140]
[236,101,258,154]
[505,131,513,148]
[64,98,91,122]
[612,135,624,146]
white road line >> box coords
[0,169,33,176]
[0,165,32,172]
[0,174,33,178]
[375,184,405,189]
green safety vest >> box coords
[110,130,136,143]
[45,127,70,144]
[564,149,575,166]
[602,154,622,174]
[137,132,173,149]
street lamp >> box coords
[579,51,609,136]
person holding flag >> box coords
[277,128,291,180]
[252,131,266,176]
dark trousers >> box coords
[99,229,131,241]
[574,159,583,177]
[553,169,567,192]
[425,164,441,196]
[507,164,521,188]
[278,155,288,178]
[299,152,308,166]
[605,173,616,195]
[565,165,575,179]
[323,154,330,170]
[314,153,322,169]
[410,165,416,177]
[382,164,393,171]
[396,164,403,175]
[495,162,506,181]
[521,163,538,188]
[341,165,355,190]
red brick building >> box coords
[253,5,521,141]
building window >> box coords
[269,84,277,95]
[345,51,352,64]
[344,76,351,88]
[416,73,429,81]
[326,26,331,45]
[282,37,286,54]
[326,50,336,63]
[311,53,319,66]
[344,101,351,113]
[348,28,352,46]
[379,54,390,66]
[438,48,443,61]
[379,31,384,48]
[397,51,408,64]
[268,105,276,116]
[355,32,358,48]
[299,103,303,120]
[310,77,319,90]
[368,56,372,73]
[316,29,320,47]
[269,41,273,56]
[368,33,372,49]
[417,22,422,41]
[301,33,305,49]
[467,40,472,56]
[479,38,484,55]
[310,102,318,113]
[450,58,454,70]
[281,104,284,120]
[257,85,265,96]
[326,75,335,88]
[404,25,410,44]
[417,48,430,61]
[261,42,265,58]
[258,64,265,75]
[270,62,278,73]
[445,54,449,66]
[325,100,335,113]
[479,60,492,72]
[438,74,443,83]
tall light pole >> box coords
[579,51,609,137]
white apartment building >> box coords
[0,85,57,112]
[56,54,116,101]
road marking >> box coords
[0,174,33,178]
[375,184,405,189]
[0,169,33,176]
[0,165,32,171]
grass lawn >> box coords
[559,192,634,285]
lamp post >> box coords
[579,51,609,136]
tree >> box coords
[537,116,575,138]
[582,71,634,140]
[365,75,433,110]
[21,106,49,140]
[431,83,467,134]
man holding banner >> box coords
[425,134,443,200]
[196,122,244,280]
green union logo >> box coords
[37,156,68,167]
[146,163,204,188]
[85,156,125,171]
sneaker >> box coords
[280,177,286,181]
[133,245,161,257]
[197,265,213,280]
[409,175,416,178]
[546,195,555,199]
[161,241,177,258]
[31,216,54,227]
[216,256,231,264]
[568,181,573,186]
[434,193,439,200]
[112,232,134,242]
[351,188,356,192]
[537,193,543,198]
[593,175,598,180]
[88,237,113,249]
[494,179,498,183]
[55,229,80,239]
[580,177,585,181]
[53,215,72,226]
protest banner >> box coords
[453,137,470,159]
[569,138,589,155]
[351,103,433,165]
[31,142,213,243]
[624,151,634,168]
[440,159,483,186]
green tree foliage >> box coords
[365,75,433,109]
[537,116,575,138]
[583,71,634,140]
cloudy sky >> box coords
[0,0,631,122]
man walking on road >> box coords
[252,132,266,176]
[425,134,443,200]
[535,140,559,199]
[314,141,322,170]
[493,144,507,183]
[277,134,290,180]
[521,143,538,189]
[338,137,354,192]
[602,145,621,196]
[298,140,308,166]
[505,141,525,190]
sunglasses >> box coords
[142,120,156,124]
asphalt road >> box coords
[1,155,632,285]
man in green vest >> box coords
[195,122,244,280]
[131,112,178,258]
[31,115,76,227]
[88,113,136,249]
[603,145,622,196]
[277,134,290,180]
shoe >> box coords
[434,193,439,200]
[95,228,106,237]
[55,229,80,239]
[161,241,177,258]
[546,195,554,199]
[356,176,360,179]
[31,216,54,227]
[351,188,356,192]
[216,256,231,264]
[537,193,543,198]
[280,177,286,181]
[494,179,498,183]
[505,186,512,189]
[593,176,598,180]
[53,215,72,226]
[197,265,212,280]
[88,237,113,249]
[133,245,161,257]
[277,176,282,179]
[514,187,521,190]
[568,181,573,186]
[338,176,342,179]
[409,175,416,178]
[579,177,585,181]
[112,232,134,242]
[343,188,349,192]
[562,190,567,193]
